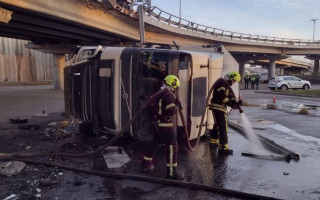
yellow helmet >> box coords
[228,71,241,83]
[164,75,180,89]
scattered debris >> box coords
[25,146,32,150]
[17,124,40,130]
[102,127,120,135]
[48,120,69,128]
[9,118,28,124]
[267,104,277,109]
[33,110,48,117]
[283,172,290,175]
[299,108,310,115]
[74,177,83,186]
[39,179,60,187]
[3,194,18,200]
[0,161,26,177]
[102,146,130,169]
[242,101,251,106]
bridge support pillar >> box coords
[53,54,65,90]
[313,60,319,77]
[268,59,276,79]
[239,61,245,82]
[279,68,284,75]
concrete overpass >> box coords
[0,0,319,89]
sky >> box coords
[151,0,320,41]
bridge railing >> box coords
[144,6,320,46]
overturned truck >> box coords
[64,45,239,141]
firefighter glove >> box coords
[231,100,240,110]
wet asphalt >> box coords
[1,84,320,200]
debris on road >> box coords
[267,104,277,109]
[48,120,69,128]
[0,161,26,177]
[33,110,48,117]
[17,124,40,130]
[3,194,18,200]
[9,118,28,124]
[102,146,130,169]
[39,178,60,187]
[298,108,309,115]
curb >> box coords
[254,91,320,98]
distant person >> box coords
[250,75,256,89]
[244,73,250,89]
[255,74,260,90]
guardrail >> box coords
[144,6,320,46]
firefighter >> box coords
[142,75,184,180]
[208,71,242,155]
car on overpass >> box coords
[268,76,311,90]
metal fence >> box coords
[144,6,320,46]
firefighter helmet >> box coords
[164,75,180,89]
[228,71,241,83]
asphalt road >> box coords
[0,84,320,200]
[0,85,64,124]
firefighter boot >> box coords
[167,167,184,180]
[142,157,154,172]
[209,138,219,148]
[218,144,233,155]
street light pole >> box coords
[179,0,181,18]
[311,19,318,42]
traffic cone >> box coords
[273,96,276,104]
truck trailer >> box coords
[64,45,239,142]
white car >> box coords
[268,76,311,90]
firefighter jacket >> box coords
[209,78,237,113]
[157,88,177,127]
